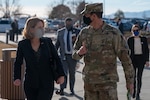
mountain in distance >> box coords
[106,10,150,19]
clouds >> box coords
[132,0,150,6]
[126,0,150,12]
[22,6,48,18]
[104,0,150,15]
[20,0,150,18]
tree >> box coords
[67,0,81,14]
[114,9,125,19]
[0,0,22,18]
[48,4,73,20]
[60,0,66,5]
[76,1,86,24]
[142,11,147,19]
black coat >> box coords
[127,36,149,64]
[14,38,65,88]
[119,22,124,34]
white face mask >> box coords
[34,28,44,38]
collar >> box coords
[88,21,107,31]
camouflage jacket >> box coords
[73,22,134,85]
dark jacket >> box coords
[127,36,149,63]
[119,22,124,34]
[14,37,65,88]
[11,21,18,33]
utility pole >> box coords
[103,0,105,18]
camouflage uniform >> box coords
[73,3,134,99]
[73,22,134,100]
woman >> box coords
[127,24,149,100]
[13,17,65,100]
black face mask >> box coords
[66,25,73,30]
[83,15,92,25]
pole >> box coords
[103,0,105,18]
[6,29,9,44]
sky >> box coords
[19,0,150,18]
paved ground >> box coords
[52,62,150,100]
[0,33,150,100]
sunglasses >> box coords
[133,30,139,32]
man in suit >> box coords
[55,18,80,95]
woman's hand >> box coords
[145,61,149,67]
[13,79,21,86]
[56,76,64,84]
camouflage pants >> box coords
[84,82,118,100]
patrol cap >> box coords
[81,3,103,14]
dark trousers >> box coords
[60,54,77,92]
[132,55,145,94]
[9,30,15,41]
[24,85,54,100]
[16,32,18,41]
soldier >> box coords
[72,3,134,100]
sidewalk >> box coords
[0,33,150,100]
[52,61,150,100]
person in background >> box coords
[73,3,134,100]
[127,24,149,100]
[11,19,19,42]
[117,18,124,34]
[13,17,65,100]
[55,17,80,96]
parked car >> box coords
[144,21,150,32]
[122,22,133,32]
[0,18,12,33]
[17,17,30,34]
[103,18,118,28]
[49,20,64,31]
[44,19,53,32]
[44,19,65,32]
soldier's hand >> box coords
[127,83,134,95]
[145,61,149,67]
[78,42,87,56]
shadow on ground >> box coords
[54,87,83,100]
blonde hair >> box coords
[22,17,44,39]
[131,24,139,32]
[131,24,140,36]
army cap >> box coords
[81,3,103,14]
